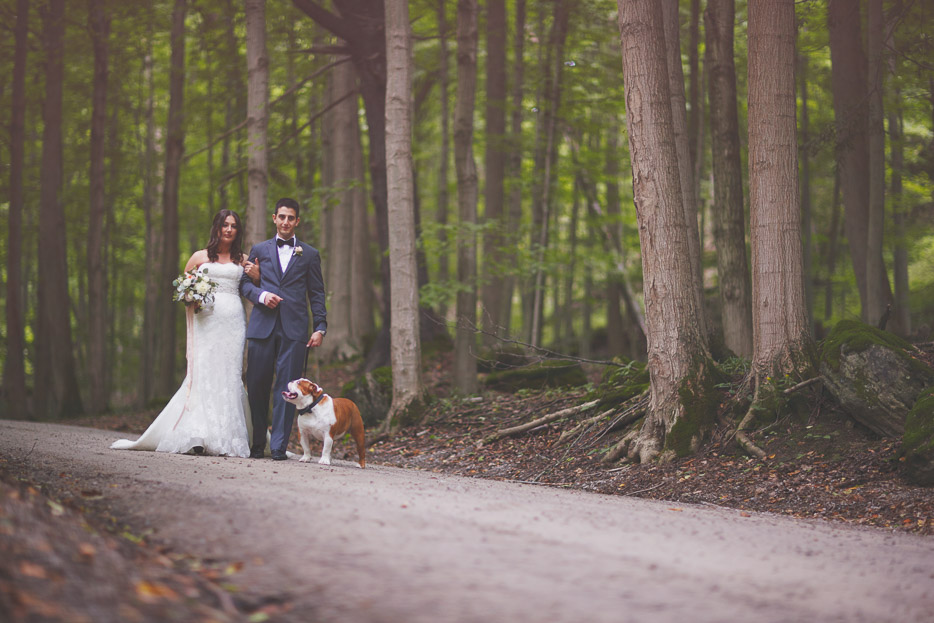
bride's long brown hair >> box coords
[206,209,245,264]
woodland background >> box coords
[1,0,933,427]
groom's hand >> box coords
[264,293,283,309]
[307,331,324,348]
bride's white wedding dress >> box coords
[112,262,251,457]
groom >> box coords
[240,198,327,460]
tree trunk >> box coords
[661,0,707,338]
[436,0,451,321]
[888,31,910,338]
[350,96,375,345]
[384,0,424,425]
[827,0,893,325]
[503,0,526,338]
[705,0,753,358]
[616,0,713,463]
[748,0,812,375]
[157,0,188,398]
[37,0,83,419]
[245,0,269,249]
[87,0,110,414]
[798,36,814,332]
[604,126,626,358]
[5,0,29,418]
[481,0,508,345]
[688,0,701,180]
[453,0,479,394]
[139,17,160,405]
[324,57,360,360]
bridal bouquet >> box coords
[172,269,218,314]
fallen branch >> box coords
[557,408,616,444]
[783,376,822,395]
[482,400,600,445]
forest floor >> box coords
[3,346,934,621]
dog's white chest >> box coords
[297,404,337,440]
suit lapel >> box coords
[269,239,284,282]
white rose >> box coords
[195,281,211,295]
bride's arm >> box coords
[184,249,208,273]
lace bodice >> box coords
[199,262,242,295]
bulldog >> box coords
[282,379,366,468]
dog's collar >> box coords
[297,393,325,415]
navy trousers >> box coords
[246,315,305,453]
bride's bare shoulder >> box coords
[185,249,210,272]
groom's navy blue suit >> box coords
[239,237,327,455]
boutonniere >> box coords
[292,245,303,257]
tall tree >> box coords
[157,0,188,398]
[453,0,479,394]
[616,0,715,463]
[350,120,375,343]
[747,0,812,376]
[384,0,425,424]
[866,0,890,330]
[436,0,451,319]
[37,0,83,418]
[87,0,111,414]
[324,57,360,360]
[705,0,753,357]
[481,0,508,344]
[245,0,269,248]
[661,0,707,338]
[827,0,893,327]
[5,0,30,418]
[888,22,910,337]
[798,33,814,330]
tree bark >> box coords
[798,35,814,332]
[436,0,451,320]
[888,30,910,338]
[384,0,424,424]
[5,0,30,418]
[827,0,893,325]
[87,0,110,414]
[481,0,508,345]
[748,0,812,375]
[688,0,701,180]
[245,0,269,249]
[324,57,360,360]
[705,0,753,358]
[661,0,707,338]
[37,0,83,418]
[157,0,188,398]
[617,0,712,463]
[453,0,479,394]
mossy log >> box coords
[482,360,588,392]
[902,388,934,486]
[820,320,934,437]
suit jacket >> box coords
[239,238,327,342]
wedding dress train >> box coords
[111,262,252,457]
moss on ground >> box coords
[821,320,932,383]
[903,388,934,455]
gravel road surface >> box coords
[3,420,933,622]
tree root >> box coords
[734,374,767,460]
[482,399,600,445]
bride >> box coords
[112,209,257,457]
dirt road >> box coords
[3,420,933,622]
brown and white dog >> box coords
[282,379,366,468]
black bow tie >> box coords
[277,237,295,247]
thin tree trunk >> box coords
[605,127,626,357]
[5,0,29,418]
[157,0,188,398]
[481,0,508,345]
[139,17,159,405]
[661,0,707,339]
[324,57,360,360]
[799,35,814,331]
[453,0,480,394]
[503,0,527,338]
[617,0,713,463]
[245,0,269,249]
[87,0,110,414]
[437,0,451,320]
[688,0,701,178]
[823,167,842,324]
[385,0,424,424]
[705,0,753,357]
[37,0,83,418]
[350,115,375,342]
[888,27,910,337]
[748,0,812,375]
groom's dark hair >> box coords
[274,197,300,217]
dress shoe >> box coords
[249,448,265,459]
[271,450,287,461]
